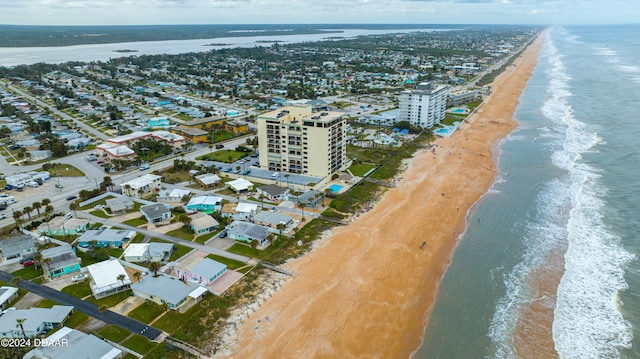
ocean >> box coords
[417,25,640,358]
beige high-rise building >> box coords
[257,104,347,178]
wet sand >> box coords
[221,32,546,359]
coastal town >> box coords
[0,26,540,358]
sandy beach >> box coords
[220,32,546,359]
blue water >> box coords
[417,25,640,359]
[450,109,466,114]
[329,184,343,193]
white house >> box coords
[121,174,162,198]
[86,259,132,299]
[227,178,253,193]
[0,286,19,310]
[123,242,174,263]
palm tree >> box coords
[33,253,43,271]
[22,206,32,220]
[16,318,27,338]
[137,188,144,198]
[267,234,275,247]
[133,271,142,283]
[69,202,78,218]
[276,222,285,235]
[259,194,266,209]
[32,201,42,216]
[250,239,259,254]
[149,262,161,276]
[117,274,126,289]
[102,176,114,191]
[41,198,51,207]
[12,209,22,229]
[178,214,192,227]
[297,202,306,221]
[284,173,290,188]
[44,205,54,218]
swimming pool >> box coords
[329,184,343,193]
[450,108,466,114]
[433,126,457,137]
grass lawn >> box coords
[61,282,92,298]
[166,227,195,241]
[96,325,131,343]
[89,210,109,218]
[48,233,78,244]
[128,301,165,324]
[227,243,274,261]
[48,164,85,177]
[152,301,201,334]
[206,254,246,270]
[212,129,235,142]
[194,231,218,244]
[123,216,147,226]
[330,181,380,214]
[131,233,146,243]
[65,311,89,328]
[35,298,59,308]
[122,334,158,355]
[348,163,377,177]
[12,266,44,280]
[86,290,130,308]
[197,149,250,163]
[150,239,192,262]
[160,170,193,185]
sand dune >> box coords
[220,32,546,359]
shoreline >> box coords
[218,32,547,359]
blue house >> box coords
[184,258,227,286]
[185,195,222,214]
[77,229,136,248]
[147,117,171,129]
[41,245,81,279]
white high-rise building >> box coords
[257,104,347,178]
[398,82,449,129]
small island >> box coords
[255,40,286,43]
[203,43,231,46]
[112,49,139,53]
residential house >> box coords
[256,184,289,202]
[105,197,135,215]
[37,217,90,236]
[121,174,162,198]
[0,234,36,262]
[227,178,253,193]
[253,211,293,228]
[194,173,221,188]
[185,195,222,214]
[225,118,249,135]
[0,286,19,310]
[27,150,52,161]
[140,203,172,224]
[182,258,226,286]
[86,259,132,299]
[41,244,81,279]
[226,221,270,246]
[131,274,206,311]
[123,242,174,263]
[156,188,191,205]
[77,228,136,248]
[24,326,124,359]
[291,189,323,208]
[147,116,171,129]
[190,212,219,236]
[0,305,73,338]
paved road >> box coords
[78,212,251,263]
[0,270,163,341]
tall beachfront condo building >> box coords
[257,104,347,178]
[398,82,449,129]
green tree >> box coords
[250,239,259,254]
[149,262,161,276]
[15,318,27,338]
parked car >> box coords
[55,184,63,189]
[22,260,36,267]
[4,185,11,190]
[65,213,73,219]
[66,195,77,201]
[27,181,39,187]
[72,274,88,282]
[94,204,105,210]
[215,144,224,149]
[219,230,228,238]
[139,164,150,171]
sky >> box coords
[0,0,637,26]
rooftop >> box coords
[189,258,226,278]
[140,203,171,219]
[86,259,131,293]
[132,274,199,305]
[24,326,122,359]
[0,306,73,334]
[122,173,162,190]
